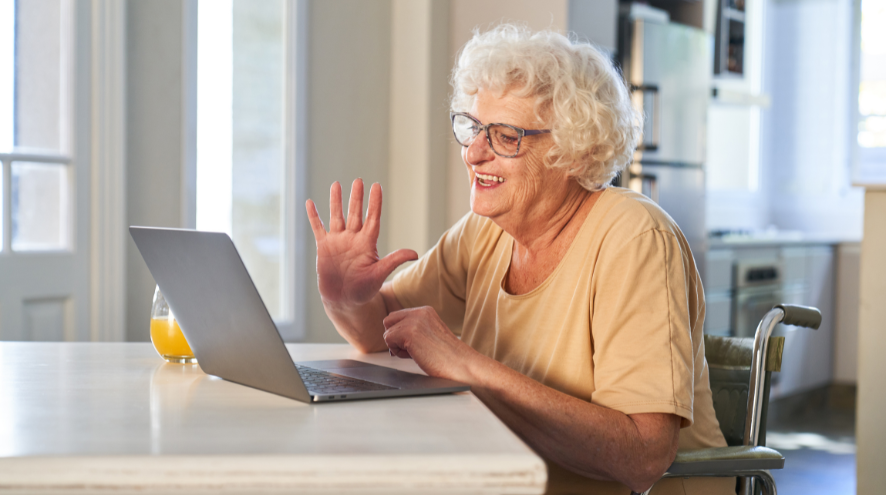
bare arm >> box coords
[306,179,415,353]
[382,307,680,493]
[469,352,680,492]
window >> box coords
[857,0,886,182]
[0,0,73,252]
[196,0,298,337]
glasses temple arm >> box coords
[522,129,551,136]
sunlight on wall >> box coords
[195,0,288,321]
[196,0,233,236]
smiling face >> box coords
[462,89,575,230]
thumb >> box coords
[374,249,419,280]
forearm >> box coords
[323,282,403,353]
[465,355,679,492]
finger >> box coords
[346,178,364,232]
[386,340,410,359]
[364,183,383,239]
[373,249,419,281]
[383,325,412,359]
[305,199,327,242]
[329,182,345,232]
[383,308,413,329]
[392,348,412,359]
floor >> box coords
[766,385,856,494]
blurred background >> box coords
[0,0,884,492]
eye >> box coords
[492,127,519,144]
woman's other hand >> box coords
[306,179,418,308]
[382,306,478,383]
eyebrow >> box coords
[465,112,543,129]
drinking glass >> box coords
[150,285,197,363]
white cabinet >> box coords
[770,246,835,399]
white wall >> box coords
[387,0,450,258]
[302,0,394,343]
[125,0,194,342]
[764,0,864,237]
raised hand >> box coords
[306,179,418,308]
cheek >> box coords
[511,155,548,198]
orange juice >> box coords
[150,317,196,363]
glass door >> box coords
[0,0,90,341]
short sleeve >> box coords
[391,213,476,335]
[590,228,695,427]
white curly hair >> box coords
[451,24,642,191]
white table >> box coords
[0,343,546,494]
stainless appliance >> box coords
[733,259,784,337]
[617,6,712,265]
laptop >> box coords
[130,226,470,403]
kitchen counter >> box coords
[707,233,860,249]
[0,342,546,494]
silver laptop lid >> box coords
[129,227,311,402]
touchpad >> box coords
[326,366,429,389]
[297,359,374,369]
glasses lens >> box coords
[452,115,480,146]
[488,125,521,156]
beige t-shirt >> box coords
[392,187,732,495]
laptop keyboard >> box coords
[295,364,397,395]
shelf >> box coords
[711,88,771,107]
[715,0,747,76]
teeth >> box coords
[476,173,505,183]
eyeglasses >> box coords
[450,112,551,158]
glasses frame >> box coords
[450,112,551,158]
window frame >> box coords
[852,0,886,186]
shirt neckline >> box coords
[498,187,611,300]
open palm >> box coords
[306,179,417,307]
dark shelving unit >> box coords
[715,0,746,77]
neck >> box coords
[505,184,597,256]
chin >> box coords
[469,199,499,219]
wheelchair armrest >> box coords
[665,446,785,476]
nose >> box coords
[464,130,494,166]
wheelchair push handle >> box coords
[774,304,822,330]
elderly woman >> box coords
[306,26,731,495]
